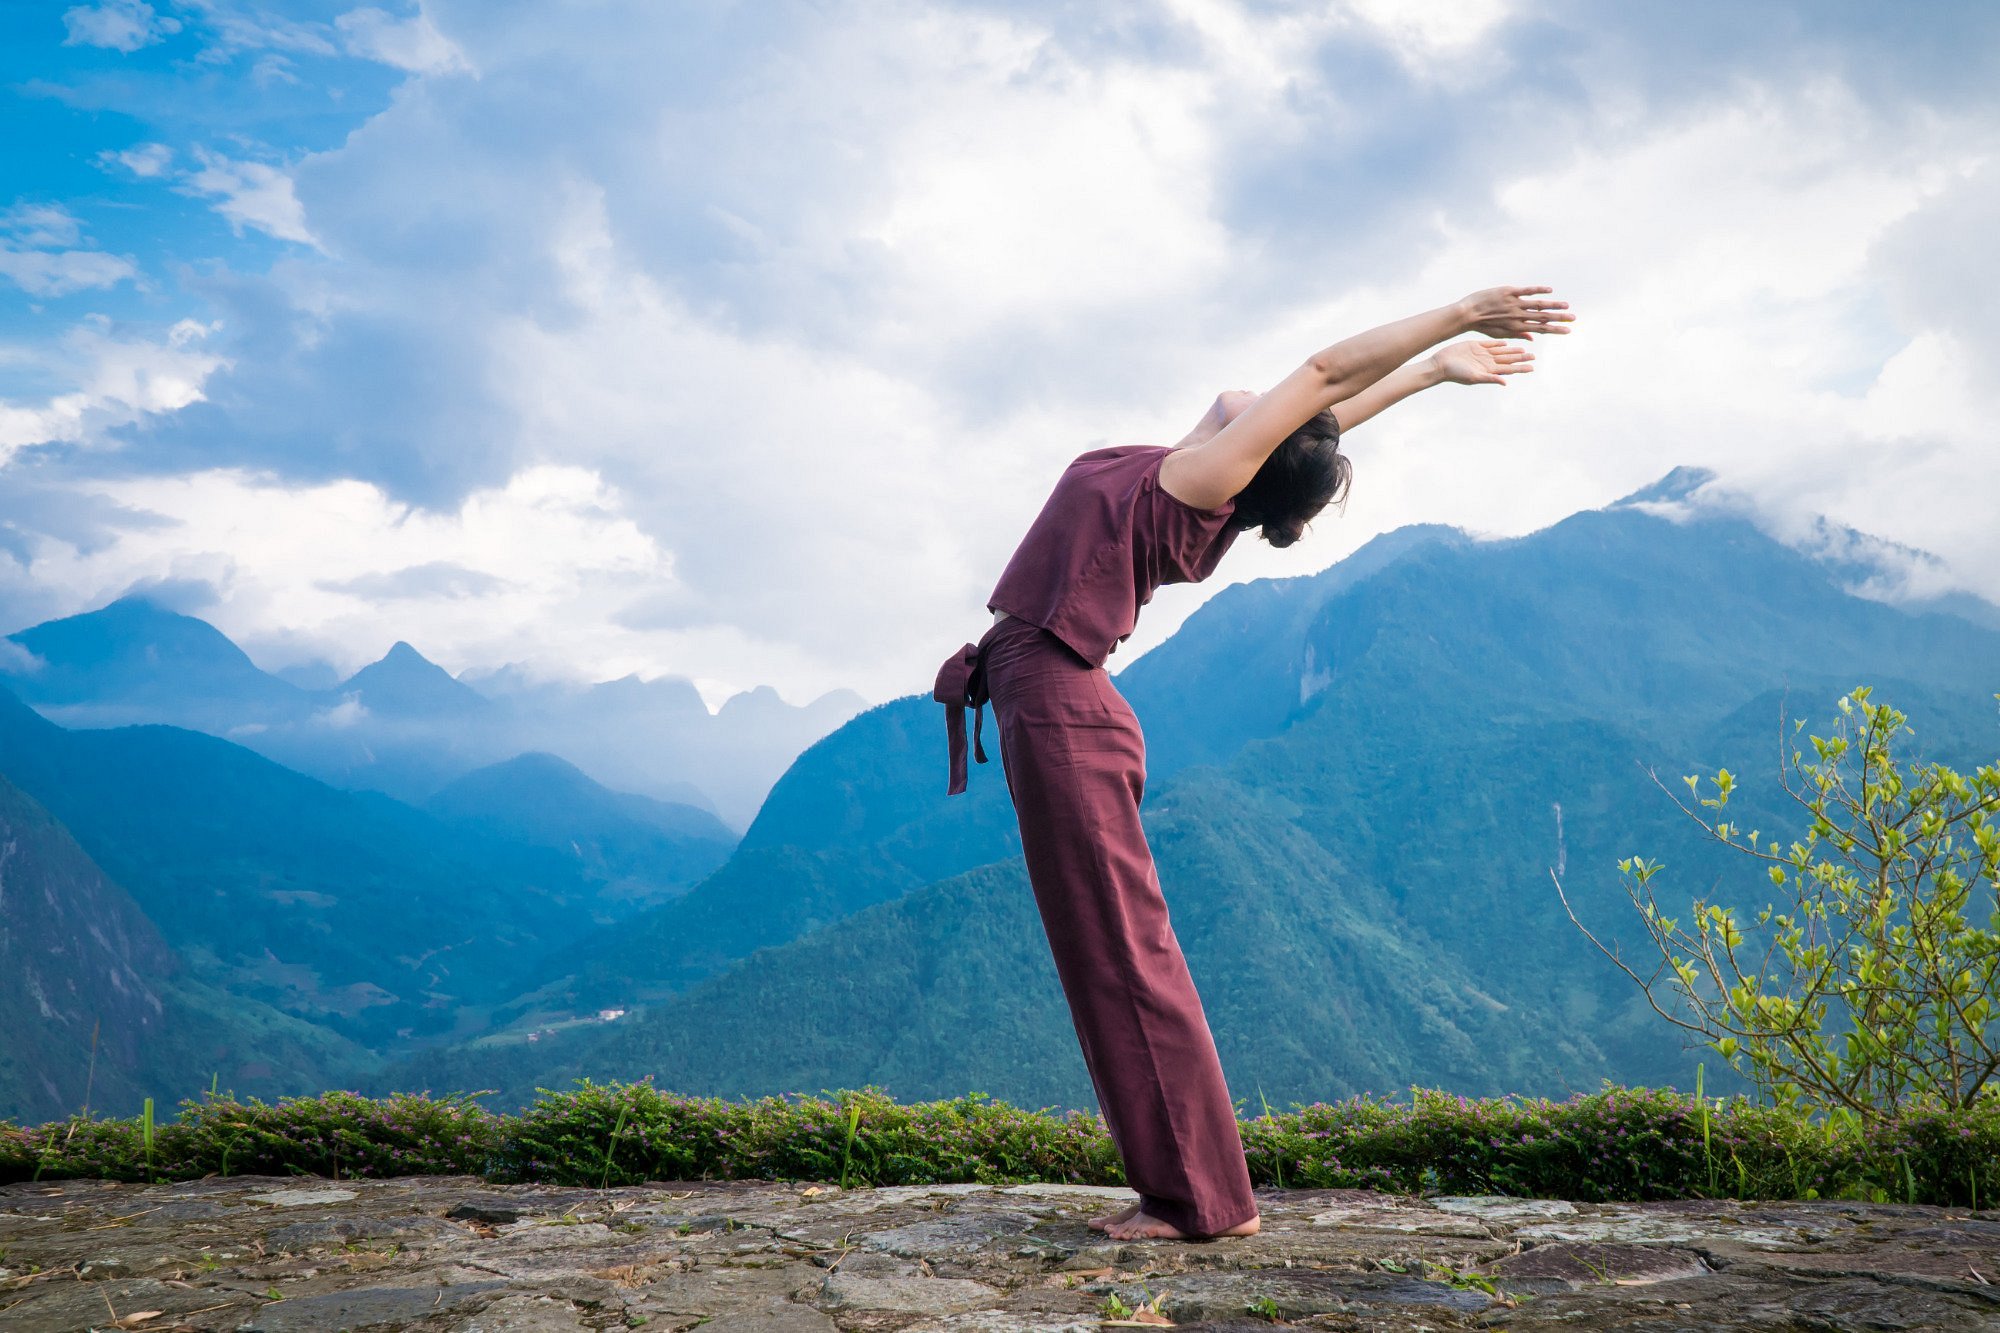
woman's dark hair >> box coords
[1226,408,1352,549]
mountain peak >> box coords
[22,592,234,644]
[3,595,297,710]
[496,749,593,785]
[1610,466,1718,509]
[345,641,448,682]
[718,684,787,719]
[105,590,181,616]
[338,641,487,716]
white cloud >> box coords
[313,695,369,728]
[486,177,974,688]
[0,637,48,676]
[3,204,85,249]
[102,142,174,178]
[0,248,138,298]
[62,0,181,52]
[844,14,1229,326]
[1343,0,1516,73]
[0,462,715,689]
[176,0,338,60]
[0,202,139,297]
[0,319,227,466]
[179,148,320,247]
[335,6,472,75]
[1282,78,2000,626]
[248,54,301,86]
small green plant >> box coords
[218,1124,245,1179]
[1257,1085,1285,1189]
[141,1097,155,1182]
[1091,1288,1172,1323]
[81,1019,100,1117]
[1695,1063,1716,1194]
[1425,1260,1498,1295]
[837,1098,863,1190]
[600,1099,632,1192]
[1246,1294,1284,1320]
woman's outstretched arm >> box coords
[1332,339,1537,435]
[1161,286,1569,509]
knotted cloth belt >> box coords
[933,618,1009,796]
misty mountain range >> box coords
[3,468,1996,1125]
[0,596,866,829]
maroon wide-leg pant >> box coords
[981,615,1258,1236]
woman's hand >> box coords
[1430,339,1536,386]
[1457,285,1573,339]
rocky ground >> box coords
[3,1175,1998,1332]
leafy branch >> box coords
[1554,687,2000,1122]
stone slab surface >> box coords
[2,1176,1998,1331]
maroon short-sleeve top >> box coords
[987,444,1241,669]
[930,444,1241,795]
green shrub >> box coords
[3,1089,497,1184]
[494,1082,1121,1188]
[6,1079,1999,1206]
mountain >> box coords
[476,689,1029,1024]
[471,675,869,828]
[0,597,865,827]
[483,485,2000,1024]
[0,593,307,727]
[1111,522,1469,776]
[337,641,491,719]
[382,475,2000,1111]
[385,768,1646,1110]
[423,751,737,903]
[0,771,372,1123]
[0,683,626,1048]
[1115,485,1997,778]
[251,640,501,799]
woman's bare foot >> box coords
[1103,1208,1260,1241]
[1088,1201,1143,1231]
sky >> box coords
[2,0,1996,709]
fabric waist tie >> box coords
[933,618,1011,796]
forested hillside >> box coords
[381,476,2000,1110]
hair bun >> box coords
[1265,517,1305,549]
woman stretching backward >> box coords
[932,285,1574,1241]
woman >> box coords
[932,285,1573,1241]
